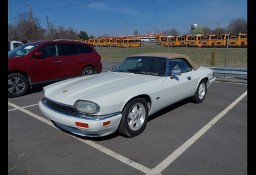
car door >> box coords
[76,43,98,68]
[161,58,198,104]
[57,43,84,77]
[29,44,64,82]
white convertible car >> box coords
[39,53,216,138]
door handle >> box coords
[187,76,191,80]
[54,60,62,63]
[80,58,86,60]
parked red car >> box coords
[8,40,102,98]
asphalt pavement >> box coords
[8,62,247,175]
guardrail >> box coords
[210,67,247,83]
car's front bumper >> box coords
[39,100,122,137]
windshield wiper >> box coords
[118,69,141,73]
[134,72,159,76]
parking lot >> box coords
[8,62,247,175]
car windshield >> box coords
[114,56,167,76]
[8,43,39,58]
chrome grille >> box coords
[42,98,80,116]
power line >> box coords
[42,0,103,10]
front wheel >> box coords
[8,73,30,98]
[192,79,207,103]
[119,98,148,137]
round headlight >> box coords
[74,100,100,114]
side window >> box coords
[151,57,166,76]
[58,43,77,56]
[77,44,92,54]
[38,44,57,58]
[169,58,192,75]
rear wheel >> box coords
[119,98,148,137]
[81,66,95,76]
[192,79,207,103]
[8,73,30,98]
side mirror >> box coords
[112,65,116,70]
[170,68,181,80]
[33,52,44,58]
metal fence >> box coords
[95,42,247,83]
[95,42,247,68]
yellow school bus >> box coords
[169,36,180,47]
[116,39,142,47]
[187,34,202,47]
[160,36,170,46]
[227,33,247,47]
[201,35,216,47]
[85,39,94,45]
[237,33,247,47]
[179,35,189,46]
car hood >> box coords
[44,71,162,106]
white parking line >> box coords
[8,102,54,126]
[8,102,151,174]
[147,91,247,175]
[8,103,39,112]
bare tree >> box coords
[15,10,43,42]
[133,29,139,35]
[9,6,89,42]
[201,27,212,35]
[163,28,179,36]
[67,27,79,39]
[8,24,22,41]
[47,22,56,40]
[169,28,179,36]
[56,26,65,39]
[52,26,79,40]
[228,18,247,34]
[212,27,228,35]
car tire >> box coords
[81,66,95,76]
[8,73,30,98]
[192,79,207,103]
[119,98,148,137]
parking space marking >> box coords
[73,136,151,174]
[8,102,54,126]
[8,102,151,174]
[8,90,247,175]
[8,103,38,112]
[147,90,247,175]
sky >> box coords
[8,0,247,37]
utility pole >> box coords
[125,20,128,56]
[167,24,169,35]
[125,20,127,37]
[217,21,220,34]
[46,15,50,40]
[25,2,35,41]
